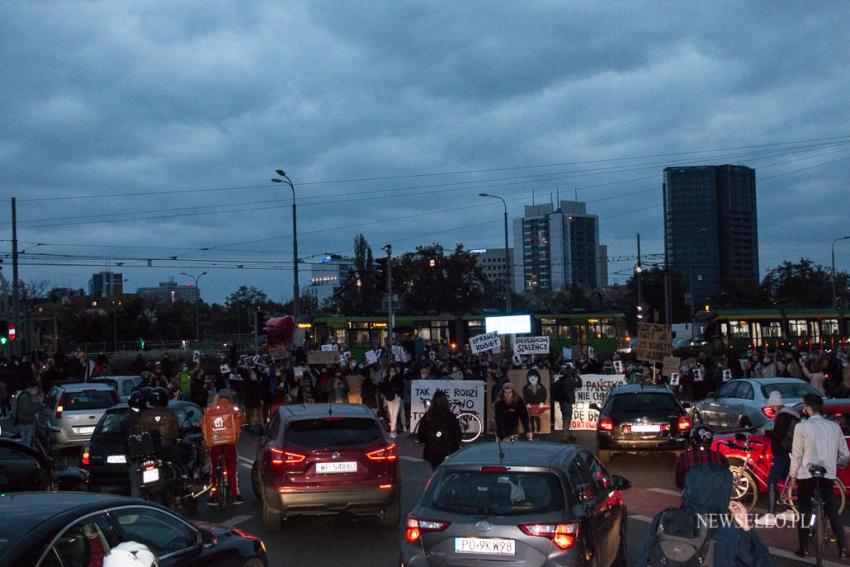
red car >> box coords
[710,400,850,510]
[251,403,400,531]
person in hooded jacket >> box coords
[416,390,462,470]
[637,464,773,567]
[494,383,532,441]
[763,391,800,517]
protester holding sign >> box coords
[522,369,548,434]
[494,383,532,441]
[552,363,582,441]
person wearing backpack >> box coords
[416,390,462,470]
[762,391,799,517]
[637,464,774,567]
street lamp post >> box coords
[832,236,850,308]
[272,170,300,320]
[180,271,208,342]
[478,193,512,313]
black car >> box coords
[0,438,89,493]
[82,400,204,493]
[590,384,692,464]
[0,492,267,567]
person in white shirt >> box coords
[788,394,850,558]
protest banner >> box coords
[562,346,572,360]
[391,345,409,363]
[562,374,626,431]
[268,345,289,360]
[193,350,201,364]
[219,364,231,375]
[662,356,681,377]
[514,336,550,355]
[636,323,672,363]
[410,380,484,433]
[365,349,381,365]
[320,344,336,352]
[470,331,500,354]
[307,350,339,365]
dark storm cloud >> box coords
[1,1,848,301]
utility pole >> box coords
[833,236,850,308]
[384,244,394,346]
[663,240,672,325]
[636,234,643,321]
[11,198,20,356]
[272,171,300,320]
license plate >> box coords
[75,426,95,435]
[632,424,661,433]
[316,462,357,474]
[142,467,160,484]
[455,537,516,556]
[107,454,127,464]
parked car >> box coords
[252,403,400,531]
[82,400,204,494]
[401,441,630,567]
[591,384,692,464]
[0,438,89,493]
[35,383,121,452]
[691,377,821,431]
[0,492,267,566]
[90,376,143,403]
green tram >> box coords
[300,312,628,358]
[704,308,850,351]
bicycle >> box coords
[214,453,229,511]
[413,399,483,444]
[805,464,830,567]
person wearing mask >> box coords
[202,389,245,505]
[674,425,729,490]
[761,353,778,377]
[494,383,532,441]
[522,369,548,435]
[381,365,405,437]
[14,380,40,448]
[788,394,850,558]
[329,370,350,404]
[762,391,800,518]
[416,390,462,470]
[121,390,147,497]
[785,352,803,379]
[801,358,827,395]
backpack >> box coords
[648,506,715,567]
[423,410,458,455]
[780,415,800,451]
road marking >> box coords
[630,513,844,565]
[221,514,253,527]
[400,456,426,463]
[647,488,681,497]
[239,463,252,469]
[238,456,254,465]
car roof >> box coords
[444,441,580,468]
[93,376,141,381]
[610,384,675,395]
[105,400,197,412]
[0,491,137,532]
[53,382,115,392]
[278,403,374,420]
[739,377,808,385]
[793,399,850,412]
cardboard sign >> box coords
[410,380,484,434]
[365,349,381,365]
[470,331,500,354]
[307,350,339,365]
[662,356,681,377]
[636,323,672,363]
[566,374,627,430]
[514,336,550,355]
[268,345,289,360]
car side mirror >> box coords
[199,528,216,547]
[185,410,195,419]
[734,432,747,442]
[681,402,692,409]
[589,403,601,412]
[612,475,632,491]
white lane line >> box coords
[630,513,844,565]
[238,456,254,465]
[221,514,253,528]
[647,488,681,497]
[400,456,426,463]
[239,463,252,469]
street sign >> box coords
[636,323,672,363]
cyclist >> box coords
[201,388,244,505]
[788,393,849,558]
[494,382,532,441]
[416,390,461,470]
[674,425,728,489]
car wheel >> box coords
[739,417,752,429]
[380,492,401,528]
[262,493,282,532]
[597,450,612,465]
[251,462,260,500]
[612,510,628,567]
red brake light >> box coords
[405,515,450,543]
[480,466,508,473]
[622,424,632,434]
[81,447,90,466]
[598,416,614,431]
[660,423,670,431]
[269,447,306,466]
[55,394,65,419]
[519,522,579,550]
[367,443,398,462]
[677,415,692,431]
[762,406,777,419]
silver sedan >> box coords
[692,377,820,430]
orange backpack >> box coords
[202,402,243,447]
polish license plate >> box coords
[75,426,95,435]
[107,454,127,464]
[316,462,357,474]
[455,537,516,556]
[631,424,661,433]
[142,467,160,484]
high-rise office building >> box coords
[88,271,124,297]
[663,165,759,306]
[137,279,200,303]
[470,248,513,294]
[306,255,355,307]
[512,201,607,294]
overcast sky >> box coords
[1,2,849,304]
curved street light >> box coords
[180,271,208,341]
[271,170,300,319]
[478,193,512,312]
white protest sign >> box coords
[193,350,201,364]
[429,351,437,361]
[321,344,336,352]
[340,351,352,363]
[566,374,627,431]
[410,380,484,433]
[392,345,409,363]
[514,336,550,355]
[470,332,500,354]
[723,369,732,382]
[365,349,381,365]
[613,360,624,374]
[219,364,231,375]
[694,367,704,382]
[669,372,680,386]
[512,353,523,366]
[562,347,572,360]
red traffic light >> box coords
[8,324,15,341]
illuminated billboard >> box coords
[485,314,532,335]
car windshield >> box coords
[95,410,128,435]
[612,393,679,413]
[285,417,382,448]
[761,382,819,400]
[61,389,115,411]
[422,470,565,516]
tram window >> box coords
[728,321,750,339]
[788,320,808,337]
[822,319,839,336]
[760,322,782,338]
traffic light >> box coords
[636,305,644,320]
[139,338,145,350]
[8,323,15,342]
[0,320,7,345]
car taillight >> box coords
[55,405,64,419]
[269,447,306,466]
[677,415,692,431]
[367,443,398,462]
[598,416,614,431]
[660,423,670,432]
[762,406,777,419]
[519,522,579,550]
[81,446,90,466]
[622,424,631,433]
[112,391,121,404]
[405,515,450,543]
